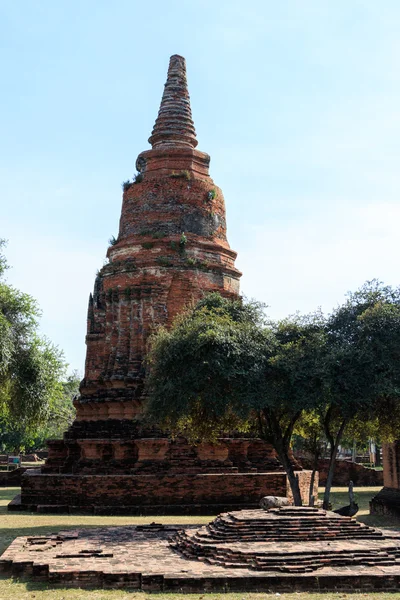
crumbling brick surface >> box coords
[298,458,383,486]
[2,511,400,591]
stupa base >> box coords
[9,470,315,515]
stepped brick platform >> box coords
[2,508,400,592]
[11,54,315,514]
[172,507,395,573]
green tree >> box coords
[33,370,79,447]
[0,371,79,453]
[145,293,267,440]
[0,241,67,449]
[320,281,400,509]
[146,293,327,506]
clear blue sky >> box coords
[2,1,400,373]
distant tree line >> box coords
[0,240,78,454]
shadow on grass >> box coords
[0,487,20,503]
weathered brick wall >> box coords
[0,467,27,487]
[299,458,383,486]
[21,472,286,509]
[43,436,294,476]
[20,469,316,513]
[79,172,241,417]
[286,470,319,504]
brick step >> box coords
[171,507,400,573]
[134,466,240,474]
[174,536,396,558]
[209,521,369,531]
[200,554,397,573]
[177,551,398,573]
[205,527,367,535]
[193,533,384,543]
[172,537,399,572]
[203,524,382,541]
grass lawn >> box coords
[1,486,400,599]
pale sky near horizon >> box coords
[1,1,400,373]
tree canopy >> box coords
[146,293,268,439]
[146,284,400,506]
[146,293,327,505]
[0,240,69,449]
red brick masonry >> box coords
[11,469,316,515]
[2,507,400,592]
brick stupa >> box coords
[11,56,315,514]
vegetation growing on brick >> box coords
[179,232,187,248]
[186,257,208,270]
[170,170,191,180]
[122,180,133,192]
[157,256,173,267]
[206,188,217,201]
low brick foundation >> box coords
[298,458,383,487]
[2,517,400,592]
[12,470,317,514]
[0,467,27,487]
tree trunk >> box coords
[259,408,303,506]
[323,448,336,510]
[352,439,357,463]
[348,480,354,505]
[308,452,319,507]
[375,444,381,467]
[276,445,303,506]
[322,418,348,510]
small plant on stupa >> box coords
[142,241,154,249]
[179,232,187,248]
[122,180,132,192]
[170,170,191,181]
[134,172,143,183]
[185,257,208,270]
[157,256,173,267]
[152,231,166,239]
[108,235,118,246]
[207,189,217,201]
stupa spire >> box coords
[148,55,198,149]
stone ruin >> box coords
[9,55,315,514]
[2,506,400,591]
